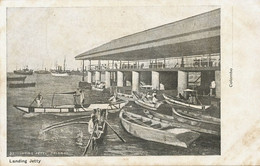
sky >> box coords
[7,6,219,72]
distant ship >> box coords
[35,69,50,74]
[14,67,33,75]
[51,59,70,77]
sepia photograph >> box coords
[1,1,259,165]
[6,6,220,157]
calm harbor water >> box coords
[7,74,220,156]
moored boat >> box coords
[14,101,128,116]
[174,108,220,125]
[7,76,27,82]
[120,110,200,148]
[163,93,211,110]
[116,92,135,102]
[91,109,108,144]
[8,82,36,88]
[132,91,163,111]
[171,107,220,126]
[143,109,220,136]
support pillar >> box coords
[215,70,220,98]
[105,71,111,88]
[87,71,92,83]
[117,71,123,87]
[152,71,160,90]
[95,71,101,82]
[178,71,188,94]
[82,60,85,81]
[132,71,139,92]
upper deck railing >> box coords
[87,54,220,71]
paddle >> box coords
[42,115,91,131]
[105,120,126,143]
[42,121,88,132]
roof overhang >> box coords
[75,9,220,61]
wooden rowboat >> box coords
[14,101,127,116]
[92,109,108,144]
[132,91,163,111]
[120,110,200,148]
[163,93,211,110]
[172,107,220,125]
[143,109,220,136]
[175,108,220,125]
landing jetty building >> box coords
[75,9,220,98]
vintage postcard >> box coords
[0,0,259,165]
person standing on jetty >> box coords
[210,80,216,96]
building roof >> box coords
[75,9,220,61]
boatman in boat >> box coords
[79,90,85,106]
[73,88,81,105]
[152,91,158,104]
[35,92,43,107]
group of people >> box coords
[178,92,198,104]
[141,91,158,104]
[33,88,86,108]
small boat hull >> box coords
[14,102,127,116]
[120,110,200,148]
[144,109,220,136]
[116,92,135,102]
[175,108,220,125]
[7,76,27,81]
[163,94,211,110]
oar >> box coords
[42,115,90,131]
[105,120,126,143]
[42,121,88,132]
[82,123,97,156]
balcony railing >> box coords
[87,55,220,71]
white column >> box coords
[152,71,160,90]
[95,71,101,82]
[132,71,139,92]
[117,71,124,87]
[178,71,188,94]
[87,71,92,83]
[215,70,221,98]
[105,71,111,88]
